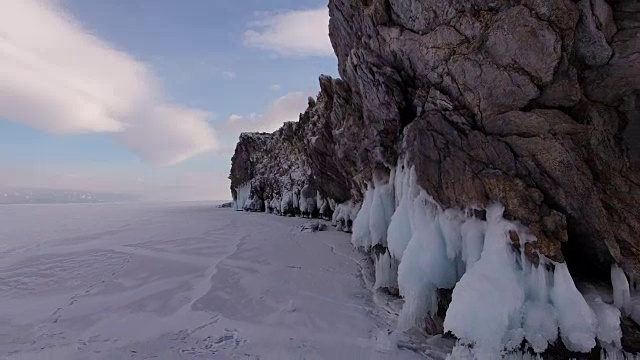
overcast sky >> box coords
[0,0,337,201]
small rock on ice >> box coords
[300,221,327,232]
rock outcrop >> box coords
[230,119,318,215]
[230,0,640,355]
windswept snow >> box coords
[0,202,424,359]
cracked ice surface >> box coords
[0,202,424,359]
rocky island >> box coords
[230,0,640,358]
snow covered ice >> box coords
[5,179,637,359]
[0,202,423,360]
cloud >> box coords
[220,92,309,134]
[117,106,218,165]
[270,84,281,91]
[0,0,217,165]
[222,71,236,79]
[243,8,333,57]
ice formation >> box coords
[298,186,317,217]
[444,205,531,356]
[351,187,374,249]
[600,345,640,360]
[280,190,294,214]
[368,177,394,247]
[386,164,417,260]
[351,177,394,250]
[397,190,458,331]
[374,248,398,290]
[233,183,251,211]
[550,263,598,352]
[346,158,632,358]
[331,200,358,232]
[448,342,640,360]
[238,183,323,217]
[612,264,632,315]
[316,192,330,218]
[586,296,622,348]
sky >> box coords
[0,0,337,201]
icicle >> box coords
[397,191,457,331]
[299,193,307,214]
[386,197,412,260]
[374,249,398,290]
[352,187,374,249]
[292,187,299,210]
[612,265,632,315]
[233,183,251,211]
[521,263,558,353]
[280,190,292,214]
[550,262,597,353]
[591,297,622,347]
[444,204,526,357]
[439,208,464,261]
[600,344,640,360]
[369,178,394,248]
[332,201,358,232]
[460,217,486,271]
[346,161,627,356]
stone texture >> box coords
[575,0,614,66]
[322,0,640,279]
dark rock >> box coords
[575,0,614,66]
[621,316,640,354]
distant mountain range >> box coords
[0,188,136,204]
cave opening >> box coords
[561,228,614,286]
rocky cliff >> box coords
[230,0,640,357]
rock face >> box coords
[230,0,640,353]
[230,119,317,215]
[327,0,640,280]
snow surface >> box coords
[0,202,425,360]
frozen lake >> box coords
[0,202,424,359]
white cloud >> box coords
[117,106,218,165]
[0,0,217,165]
[270,84,281,91]
[220,92,309,134]
[243,8,333,57]
[222,71,236,79]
